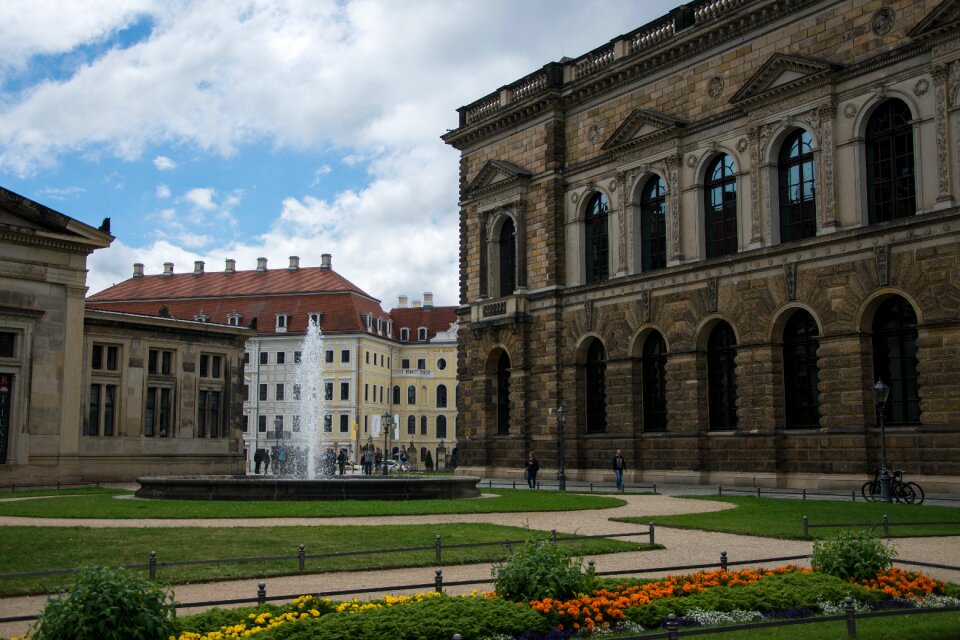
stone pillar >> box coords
[664,351,704,433]
[604,357,634,438]
[58,285,88,459]
[734,344,779,431]
[816,334,873,430]
[915,324,960,426]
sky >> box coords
[0,0,677,308]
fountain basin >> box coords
[135,475,482,501]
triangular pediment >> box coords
[464,160,532,197]
[730,53,841,105]
[908,0,960,40]
[601,109,687,152]
[0,186,113,249]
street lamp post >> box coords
[381,412,392,476]
[556,406,567,491]
[873,378,891,503]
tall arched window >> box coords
[866,99,916,224]
[642,332,667,432]
[498,217,516,298]
[585,193,609,284]
[640,176,667,272]
[496,351,511,434]
[421,415,428,435]
[407,415,416,435]
[586,340,607,433]
[704,155,738,259]
[707,322,738,430]
[436,415,447,439]
[872,296,920,425]
[783,310,820,428]
[392,385,401,405]
[407,385,416,405]
[436,384,447,408]
[779,130,816,242]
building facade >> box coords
[444,0,960,492]
[87,258,459,472]
[0,186,251,483]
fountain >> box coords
[136,320,480,500]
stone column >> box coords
[734,344,779,431]
[915,324,959,426]
[816,334,873,430]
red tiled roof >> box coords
[390,306,457,341]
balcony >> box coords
[469,294,528,323]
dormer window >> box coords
[386,320,392,337]
[376,317,382,332]
[308,313,321,326]
[400,328,410,341]
[227,313,242,326]
[276,314,289,332]
[365,314,373,331]
[418,327,428,341]
[194,313,209,323]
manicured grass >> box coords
[0,488,624,518]
[0,523,656,596]
[0,486,127,499]
[615,496,960,539]
[613,610,960,639]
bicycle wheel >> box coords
[861,480,880,502]
[894,481,916,504]
[906,482,925,505]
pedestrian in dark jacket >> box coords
[526,453,540,489]
[612,449,626,490]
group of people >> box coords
[525,449,628,490]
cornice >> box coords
[442,94,561,151]
[0,228,101,255]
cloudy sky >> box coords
[0,0,676,308]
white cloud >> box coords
[37,186,85,201]
[310,164,331,186]
[155,183,170,198]
[153,156,176,170]
[183,187,216,211]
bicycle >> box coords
[861,469,925,504]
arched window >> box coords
[436,415,447,439]
[436,384,447,408]
[640,176,667,272]
[872,296,920,425]
[783,310,820,428]
[642,332,667,432]
[707,322,738,430]
[586,340,606,433]
[585,193,609,284]
[407,385,416,405]
[421,415,428,435]
[407,415,416,435]
[866,99,916,224]
[778,129,816,242]
[392,385,401,405]
[498,217,516,298]
[496,351,511,434]
[704,155,738,259]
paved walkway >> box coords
[1,491,958,638]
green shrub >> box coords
[259,595,550,640]
[32,566,176,640]
[172,604,284,635]
[492,536,596,602]
[811,529,895,581]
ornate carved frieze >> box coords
[784,262,797,300]
[665,154,684,262]
[640,289,651,323]
[816,100,837,229]
[951,60,960,107]
[932,65,952,202]
[875,245,890,286]
[616,170,628,274]
[707,277,719,313]
[585,299,595,331]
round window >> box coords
[437,358,447,370]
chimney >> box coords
[423,292,433,309]
[412,299,422,308]
[193,260,204,275]
[133,263,144,278]
[224,258,236,273]
[162,262,174,276]
[288,256,300,271]
[398,295,408,308]
[320,253,332,270]
[256,257,268,272]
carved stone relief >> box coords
[686,153,698,168]
[951,60,960,107]
[640,290,651,323]
[912,78,930,97]
[843,103,857,119]
[932,65,952,202]
[875,245,889,286]
[784,262,797,300]
[708,76,724,99]
[585,299,595,331]
[871,8,895,36]
[817,101,837,229]
[588,123,601,146]
[616,171,628,274]
[707,277,719,313]
[665,154,684,261]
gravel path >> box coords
[1,493,957,639]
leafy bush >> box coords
[259,594,550,640]
[172,604,285,635]
[811,529,895,581]
[492,537,596,603]
[32,566,176,640]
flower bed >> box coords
[161,566,959,640]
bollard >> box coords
[654,482,658,495]
[665,613,679,640]
[435,569,443,593]
[757,486,761,498]
[551,529,558,545]
[718,485,723,495]
[802,515,809,538]
[149,551,157,581]
[489,480,493,488]
[512,480,516,489]
[590,482,593,492]
[258,582,267,605]
[57,481,61,490]
[883,515,889,538]
[720,551,728,571]
[435,535,442,564]
[649,522,656,546]
[802,488,807,501]
[298,544,305,571]
[844,596,857,637]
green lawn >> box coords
[0,488,624,518]
[0,486,127,499]
[0,523,656,596]
[615,496,960,539]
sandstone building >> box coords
[88,260,459,472]
[443,0,960,492]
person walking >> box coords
[612,448,626,490]
[525,453,539,489]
